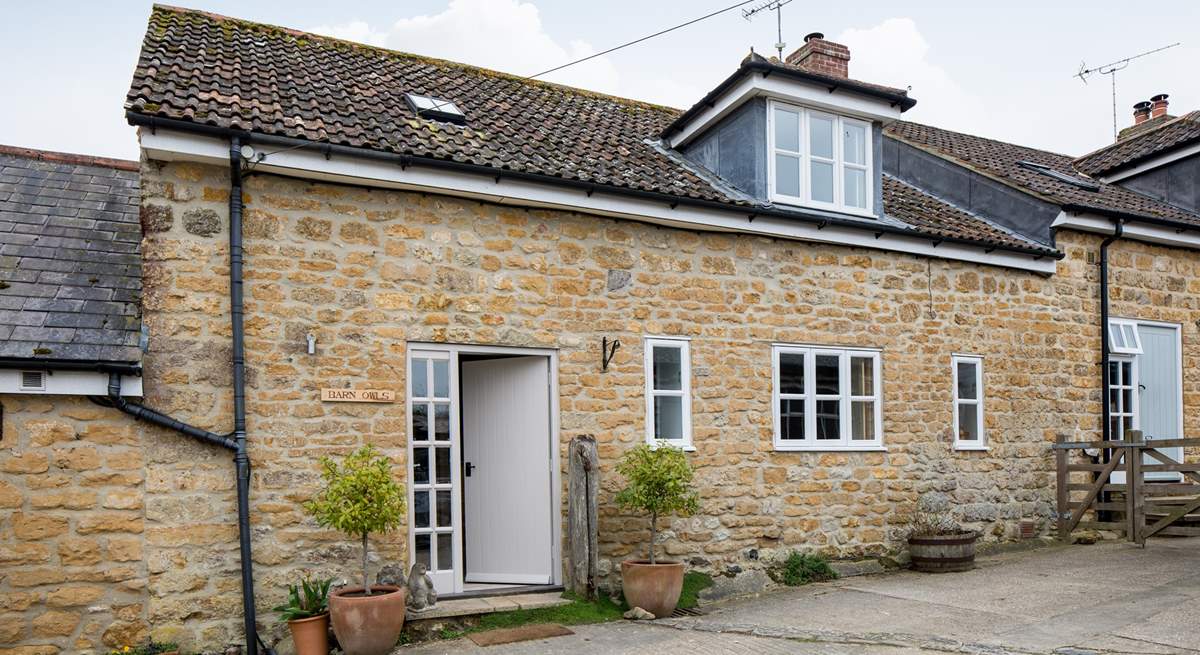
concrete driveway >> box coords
[401,538,1200,654]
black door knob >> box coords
[465,462,475,477]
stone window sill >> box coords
[773,445,888,452]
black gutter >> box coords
[1061,203,1200,237]
[0,358,141,375]
[661,58,917,142]
[1097,218,1123,521]
[228,136,261,655]
[127,113,1058,262]
[97,372,237,451]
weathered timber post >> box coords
[567,435,599,598]
[1056,433,1069,543]
[1126,429,1144,545]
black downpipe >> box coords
[99,373,236,451]
[1098,219,1123,520]
[229,136,261,655]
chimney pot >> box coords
[1133,101,1152,125]
[1150,93,1170,119]
[785,32,851,79]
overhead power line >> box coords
[527,0,760,80]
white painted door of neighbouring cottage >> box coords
[461,356,554,584]
[1137,324,1184,482]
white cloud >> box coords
[309,0,619,95]
[836,19,985,133]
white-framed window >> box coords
[644,337,692,449]
[772,345,882,450]
[1108,319,1143,355]
[952,355,986,450]
[1108,356,1138,441]
[768,99,873,215]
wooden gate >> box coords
[1055,430,1200,544]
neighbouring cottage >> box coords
[3,5,1200,653]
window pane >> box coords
[956,361,978,400]
[652,346,682,391]
[851,400,875,440]
[654,396,683,440]
[436,490,452,528]
[434,403,450,441]
[414,491,430,528]
[811,161,834,203]
[1121,389,1132,415]
[411,358,428,398]
[780,399,805,440]
[843,122,867,165]
[844,167,866,209]
[850,356,874,396]
[436,533,453,571]
[779,352,805,395]
[1123,324,1138,348]
[816,399,840,439]
[413,447,430,485]
[810,114,834,159]
[1108,361,1120,385]
[412,403,429,441]
[433,359,449,398]
[435,447,451,484]
[815,355,840,394]
[1111,327,1126,349]
[1109,388,1119,413]
[1121,361,1131,382]
[958,403,979,441]
[775,154,800,197]
[774,107,800,151]
[415,534,431,569]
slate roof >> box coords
[886,121,1200,227]
[1074,111,1200,177]
[126,5,1056,259]
[0,146,142,363]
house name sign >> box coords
[320,388,396,403]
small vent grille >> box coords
[19,370,46,391]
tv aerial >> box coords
[1076,42,1180,140]
[743,0,795,60]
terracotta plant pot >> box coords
[287,613,330,655]
[908,532,978,573]
[329,585,407,655]
[621,560,684,619]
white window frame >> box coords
[1108,354,1139,442]
[951,355,986,450]
[767,99,874,217]
[644,337,693,450]
[1108,319,1143,355]
[771,345,883,451]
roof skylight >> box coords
[1017,161,1100,191]
[405,93,466,124]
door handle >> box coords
[465,462,475,477]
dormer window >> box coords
[769,100,872,215]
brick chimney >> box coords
[1133,101,1152,125]
[785,32,850,78]
[1150,93,1170,118]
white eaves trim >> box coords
[0,369,142,396]
[140,128,1057,274]
[1052,210,1200,250]
[666,72,904,150]
[1098,141,1200,183]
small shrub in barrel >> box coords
[907,491,978,573]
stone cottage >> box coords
[3,5,1200,653]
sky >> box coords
[0,1,1195,161]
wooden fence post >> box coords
[1126,429,1143,545]
[1056,433,1069,543]
[567,435,599,599]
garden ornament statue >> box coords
[406,563,437,611]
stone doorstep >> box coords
[405,592,569,621]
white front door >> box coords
[461,356,554,584]
[1137,324,1184,481]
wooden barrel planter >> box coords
[908,532,978,573]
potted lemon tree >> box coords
[305,445,407,655]
[615,443,699,619]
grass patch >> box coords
[768,551,837,587]
[677,571,713,609]
[424,592,627,642]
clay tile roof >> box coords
[0,145,142,363]
[886,121,1200,227]
[1074,111,1200,177]
[125,5,1050,257]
